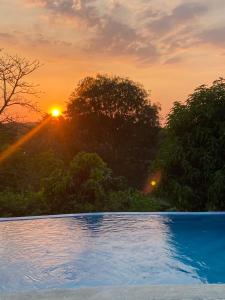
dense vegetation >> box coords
[0,74,162,217]
[1,69,225,216]
[154,79,225,211]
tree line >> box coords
[1,52,225,216]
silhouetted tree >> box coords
[0,53,40,122]
[67,74,160,187]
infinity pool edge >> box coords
[1,211,225,222]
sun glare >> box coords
[51,108,61,117]
[150,180,157,187]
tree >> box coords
[154,78,225,211]
[0,190,47,217]
[24,115,70,161]
[106,189,163,212]
[44,152,127,213]
[66,74,160,187]
[0,122,16,150]
[0,149,64,193]
[0,53,40,122]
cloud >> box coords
[199,26,225,47]
[149,2,208,34]
[86,18,159,62]
[164,56,183,65]
[0,32,14,40]
[23,0,161,63]
[0,29,75,60]
[25,0,100,26]
[17,0,225,64]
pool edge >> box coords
[1,211,225,222]
[2,284,225,300]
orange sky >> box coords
[1,0,225,123]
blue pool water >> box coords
[0,213,225,292]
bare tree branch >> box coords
[0,52,41,122]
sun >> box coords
[51,108,61,117]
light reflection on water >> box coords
[0,214,225,292]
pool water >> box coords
[0,213,225,292]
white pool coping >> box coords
[1,211,225,222]
[2,285,225,300]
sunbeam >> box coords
[0,117,52,165]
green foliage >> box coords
[43,152,126,214]
[66,74,160,187]
[0,150,64,192]
[43,151,166,214]
[154,79,225,211]
[0,190,48,217]
[0,123,15,150]
[105,189,163,212]
[25,116,69,160]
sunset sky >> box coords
[1,0,225,122]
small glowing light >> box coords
[51,108,61,117]
[150,180,157,187]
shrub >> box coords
[105,189,163,212]
[0,190,48,217]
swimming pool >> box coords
[0,213,225,292]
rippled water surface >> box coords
[1,213,225,291]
